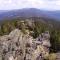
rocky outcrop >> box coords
[0,29,51,60]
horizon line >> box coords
[0,8,60,11]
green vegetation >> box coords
[48,53,56,60]
[0,17,60,53]
[50,30,60,52]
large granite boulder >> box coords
[0,29,51,60]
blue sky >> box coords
[0,0,60,11]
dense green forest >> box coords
[0,17,60,53]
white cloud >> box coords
[0,0,60,10]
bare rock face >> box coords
[0,29,51,60]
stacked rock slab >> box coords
[0,29,51,60]
[32,31,51,60]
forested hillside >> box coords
[0,17,60,53]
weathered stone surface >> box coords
[0,29,51,60]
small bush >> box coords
[48,53,56,60]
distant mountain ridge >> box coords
[0,8,60,20]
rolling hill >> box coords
[0,8,60,20]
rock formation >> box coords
[0,29,51,60]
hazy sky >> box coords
[0,0,60,10]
